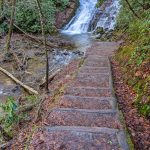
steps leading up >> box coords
[29,42,129,150]
[29,126,128,150]
[45,108,121,129]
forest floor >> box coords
[111,60,150,150]
[0,39,149,149]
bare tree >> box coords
[5,0,16,52]
[35,0,49,93]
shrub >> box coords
[115,0,150,118]
[0,0,69,34]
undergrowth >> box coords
[0,95,38,143]
[0,97,22,141]
[115,0,150,118]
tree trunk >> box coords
[35,0,49,93]
[124,0,140,19]
[5,0,16,52]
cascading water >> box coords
[61,0,120,35]
[62,0,97,34]
[93,0,121,31]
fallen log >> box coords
[13,22,57,48]
[0,67,38,95]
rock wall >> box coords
[55,0,79,29]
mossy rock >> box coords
[95,27,105,34]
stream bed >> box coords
[0,33,93,102]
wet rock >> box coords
[47,36,75,49]
[11,85,21,93]
[52,50,82,66]
[89,0,120,33]
[2,52,14,63]
[2,85,22,96]
[95,27,105,34]
[73,51,84,56]
[55,0,79,29]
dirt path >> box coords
[29,42,129,150]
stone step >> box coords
[70,74,109,88]
[29,126,129,150]
[86,50,114,56]
[84,59,109,67]
[65,87,112,97]
[80,66,110,74]
[84,61,109,67]
[85,55,108,60]
[77,72,110,78]
[45,108,121,129]
[59,95,115,110]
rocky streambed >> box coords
[0,33,87,102]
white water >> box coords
[95,0,120,31]
[62,0,97,34]
[62,0,120,35]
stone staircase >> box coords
[29,42,129,150]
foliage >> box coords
[96,0,104,8]
[0,97,22,137]
[115,0,150,118]
[0,0,69,34]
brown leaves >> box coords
[111,59,150,150]
[135,71,142,77]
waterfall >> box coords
[62,0,97,34]
[94,0,121,31]
[61,0,120,35]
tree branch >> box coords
[124,0,140,19]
